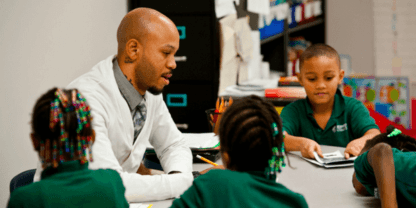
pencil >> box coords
[147,204,153,208]
[196,155,218,166]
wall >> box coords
[0,1,127,206]
[326,0,375,75]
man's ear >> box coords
[125,39,142,63]
[338,69,345,84]
[30,133,40,151]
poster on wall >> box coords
[343,76,410,128]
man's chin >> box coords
[147,86,163,95]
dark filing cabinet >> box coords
[129,0,220,133]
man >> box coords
[34,8,221,202]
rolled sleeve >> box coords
[281,103,300,136]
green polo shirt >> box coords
[170,169,308,208]
[281,89,379,147]
[354,148,416,207]
[8,161,129,208]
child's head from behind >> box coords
[361,125,416,154]
[31,87,93,169]
[218,95,284,175]
[298,44,344,106]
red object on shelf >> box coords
[265,88,306,99]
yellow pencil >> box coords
[196,155,218,166]
[147,204,153,208]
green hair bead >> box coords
[388,128,402,137]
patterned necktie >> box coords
[132,100,147,144]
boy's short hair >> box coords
[299,43,340,70]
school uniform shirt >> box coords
[8,161,129,208]
[33,55,193,202]
[354,148,416,207]
[281,89,379,147]
[170,169,309,208]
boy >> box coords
[280,44,380,159]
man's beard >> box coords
[147,86,163,95]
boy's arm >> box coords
[344,128,380,159]
[285,132,324,159]
[367,143,397,208]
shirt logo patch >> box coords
[332,123,348,133]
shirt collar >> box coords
[41,160,88,180]
[305,88,345,118]
[113,58,145,111]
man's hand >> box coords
[300,138,324,159]
[199,165,225,175]
[344,139,366,159]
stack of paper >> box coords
[183,133,220,149]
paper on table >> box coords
[183,133,219,149]
[215,0,236,18]
[247,0,270,15]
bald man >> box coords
[33,8,219,202]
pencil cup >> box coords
[205,108,222,135]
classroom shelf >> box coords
[260,18,324,45]
[260,32,285,45]
[288,18,324,34]
[260,1,326,74]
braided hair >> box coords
[31,87,93,168]
[363,125,416,152]
[218,95,286,179]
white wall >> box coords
[0,1,127,206]
[326,0,375,75]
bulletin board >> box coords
[343,76,410,128]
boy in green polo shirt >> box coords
[352,126,416,207]
[281,44,380,159]
[8,88,128,208]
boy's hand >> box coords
[344,139,366,159]
[300,139,324,159]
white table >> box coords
[132,145,380,208]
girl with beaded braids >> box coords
[8,88,128,208]
[352,125,416,208]
[171,95,308,208]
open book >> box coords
[295,150,357,168]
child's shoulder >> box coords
[9,182,42,204]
